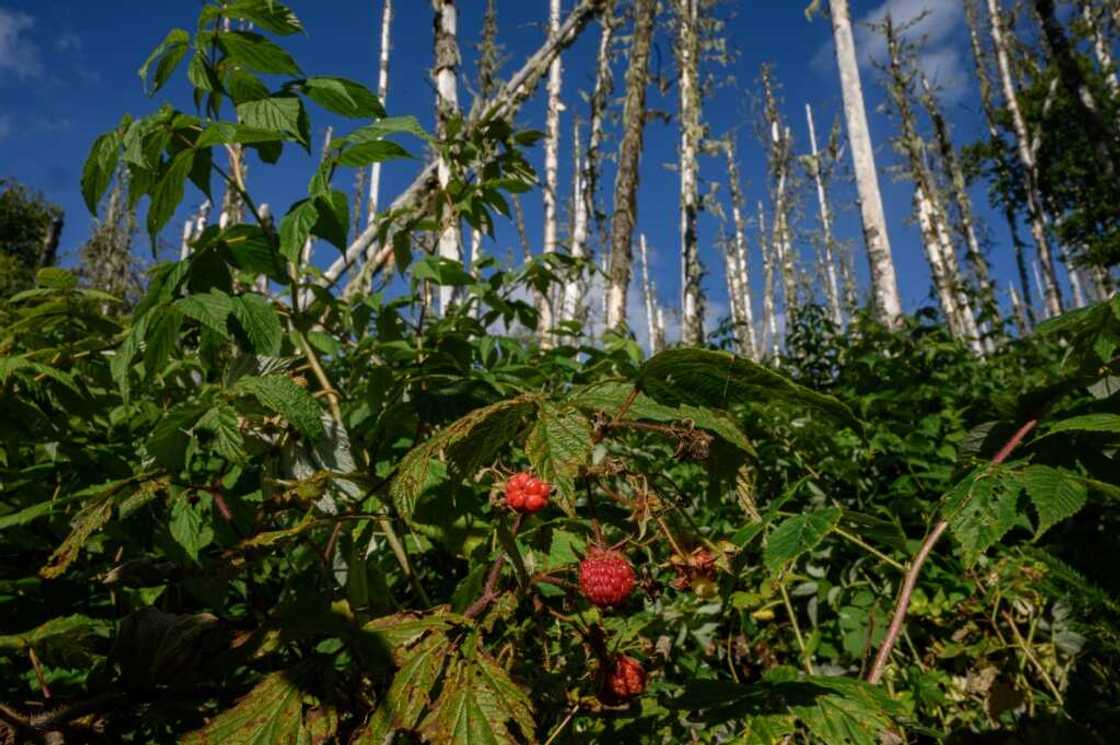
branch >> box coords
[324,0,604,295]
[865,415,1040,684]
[465,514,524,619]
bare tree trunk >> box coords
[433,0,461,315]
[829,0,902,327]
[964,0,1036,324]
[537,0,564,345]
[1032,259,1051,321]
[563,118,588,326]
[639,234,662,353]
[762,68,797,327]
[1008,282,1030,335]
[332,0,603,297]
[805,103,843,327]
[1081,1,1119,95]
[606,0,656,330]
[885,17,981,353]
[986,0,1064,317]
[758,200,780,358]
[367,0,393,226]
[1061,243,1086,308]
[723,135,758,357]
[585,0,617,248]
[677,0,704,345]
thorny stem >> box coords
[465,513,524,619]
[866,415,1040,684]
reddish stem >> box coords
[465,514,524,619]
[865,416,1039,684]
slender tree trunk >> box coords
[606,0,656,330]
[367,0,393,226]
[583,0,616,252]
[829,0,902,327]
[724,136,758,358]
[563,118,588,326]
[433,0,461,315]
[919,76,1000,342]
[758,200,780,358]
[964,0,1036,323]
[986,0,1064,317]
[1061,243,1086,308]
[1009,282,1030,335]
[537,0,564,345]
[1081,1,1119,94]
[805,103,843,327]
[639,233,662,353]
[762,69,797,327]
[677,0,705,344]
[1032,259,1050,321]
[885,18,981,353]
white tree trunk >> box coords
[1008,282,1030,335]
[639,234,660,353]
[1032,259,1051,320]
[1061,242,1086,308]
[724,136,757,358]
[538,0,564,345]
[562,119,587,326]
[433,0,461,315]
[758,200,780,357]
[805,103,842,327]
[367,0,393,226]
[986,0,1064,317]
[1083,2,1119,94]
[678,0,704,345]
[829,0,902,326]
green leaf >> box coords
[337,140,412,167]
[312,189,349,251]
[197,122,286,147]
[391,397,537,519]
[181,671,307,744]
[339,116,431,145]
[525,402,592,515]
[221,224,286,280]
[0,614,111,654]
[941,465,1025,567]
[147,149,195,240]
[236,95,307,144]
[176,289,235,337]
[1021,465,1088,538]
[223,0,304,35]
[217,30,302,76]
[237,374,325,440]
[36,267,78,289]
[196,403,247,464]
[412,256,474,287]
[279,199,318,263]
[170,494,214,563]
[231,294,283,355]
[81,131,121,214]
[636,349,855,423]
[301,76,385,118]
[1046,413,1120,436]
[138,28,190,95]
[764,508,842,572]
[417,650,536,745]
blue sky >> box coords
[0,0,1074,341]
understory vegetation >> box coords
[2,2,1120,743]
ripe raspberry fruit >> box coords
[579,547,635,607]
[504,472,551,514]
[600,655,646,703]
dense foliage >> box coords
[2,3,1120,743]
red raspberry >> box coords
[504,472,551,514]
[579,547,635,607]
[600,655,646,703]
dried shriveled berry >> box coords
[579,547,635,608]
[600,655,646,703]
[505,472,551,514]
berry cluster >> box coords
[600,655,646,704]
[578,547,636,608]
[504,472,551,514]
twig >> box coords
[1001,609,1064,705]
[543,706,579,745]
[866,415,1040,683]
[779,581,813,675]
[833,526,906,572]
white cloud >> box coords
[814,0,969,104]
[0,113,10,141]
[0,7,43,80]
